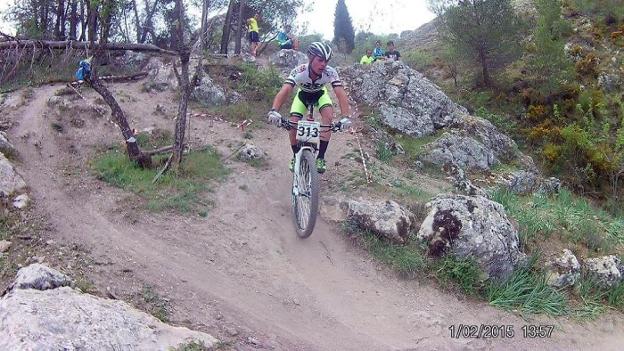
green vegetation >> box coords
[333,0,356,53]
[418,0,624,208]
[234,64,282,103]
[486,260,569,316]
[141,285,170,323]
[435,256,485,296]
[169,340,210,351]
[491,187,624,252]
[429,0,523,86]
[93,144,228,214]
[343,221,426,277]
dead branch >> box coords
[144,145,174,156]
[0,40,177,56]
[66,83,86,100]
[152,153,173,184]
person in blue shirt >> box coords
[277,25,298,50]
[372,40,385,61]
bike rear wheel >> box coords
[291,149,319,238]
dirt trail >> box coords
[5,82,624,350]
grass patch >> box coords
[386,179,433,203]
[375,142,394,162]
[211,101,266,124]
[135,128,173,149]
[394,133,440,161]
[74,278,96,294]
[169,340,210,351]
[572,274,624,318]
[0,215,9,241]
[435,256,485,296]
[141,285,170,322]
[343,220,426,277]
[486,261,568,316]
[490,187,623,252]
[92,145,228,214]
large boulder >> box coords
[347,199,416,244]
[0,287,218,350]
[9,264,72,291]
[192,75,227,106]
[47,96,107,121]
[270,49,308,70]
[583,255,624,288]
[452,115,519,163]
[443,162,488,198]
[0,153,26,197]
[144,57,178,92]
[417,194,526,280]
[419,131,497,171]
[338,61,467,136]
[545,249,581,288]
[0,131,16,157]
[506,170,561,195]
[0,264,219,350]
[237,143,265,161]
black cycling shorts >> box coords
[248,31,259,43]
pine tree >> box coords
[529,0,573,96]
[333,0,355,53]
[429,0,523,87]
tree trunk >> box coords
[478,47,491,87]
[234,0,245,54]
[220,0,235,54]
[87,1,98,43]
[139,0,160,43]
[86,75,151,168]
[78,0,86,41]
[43,0,50,38]
[172,0,191,167]
[200,0,210,49]
[131,0,141,42]
[0,40,178,55]
[54,0,65,40]
[69,0,78,39]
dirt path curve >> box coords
[6,83,624,350]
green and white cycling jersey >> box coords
[284,64,343,93]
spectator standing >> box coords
[372,40,385,61]
[385,41,401,62]
[360,49,374,64]
[247,13,260,57]
[277,25,299,50]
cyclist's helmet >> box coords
[307,42,332,62]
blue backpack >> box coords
[75,59,92,80]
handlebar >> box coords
[279,117,351,132]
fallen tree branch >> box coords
[0,40,177,56]
[152,153,174,184]
[144,145,174,156]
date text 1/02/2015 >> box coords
[448,324,555,339]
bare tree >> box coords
[171,0,202,167]
[219,0,236,54]
[234,0,245,54]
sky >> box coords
[0,0,436,39]
[298,0,436,39]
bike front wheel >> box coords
[291,149,319,238]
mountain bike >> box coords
[279,106,350,238]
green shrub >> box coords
[435,256,485,296]
[486,260,568,316]
[93,146,228,214]
[235,64,282,102]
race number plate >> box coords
[296,120,321,144]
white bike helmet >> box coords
[307,42,332,61]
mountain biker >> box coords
[267,42,351,174]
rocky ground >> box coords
[0,53,623,350]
